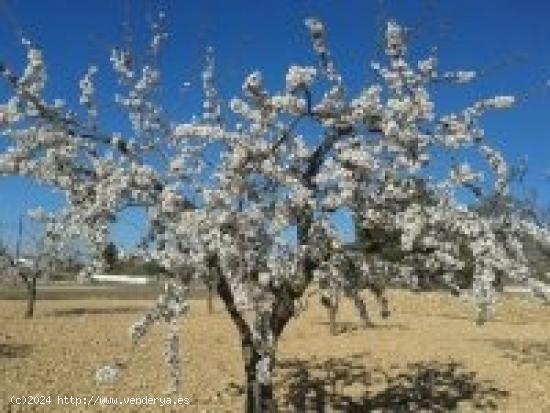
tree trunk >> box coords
[207,282,214,314]
[242,341,275,413]
[25,276,36,319]
[328,287,339,336]
[329,303,337,336]
[215,272,276,412]
[350,290,373,328]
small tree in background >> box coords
[102,241,119,272]
[0,228,58,318]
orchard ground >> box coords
[1,289,549,412]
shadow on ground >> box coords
[0,343,32,358]
[435,312,547,326]
[472,338,550,367]
[273,354,508,412]
[50,305,148,317]
[316,321,409,335]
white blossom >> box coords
[285,65,317,92]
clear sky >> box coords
[0,0,549,251]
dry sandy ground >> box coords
[0,290,549,412]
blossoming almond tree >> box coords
[312,227,390,335]
[0,242,43,318]
[0,218,61,318]
[1,12,549,412]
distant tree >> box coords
[0,235,54,318]
[102,242,118,271]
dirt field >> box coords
[1,290,549,412]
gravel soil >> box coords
[1,290,549,412]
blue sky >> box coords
[0,0,549,251]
